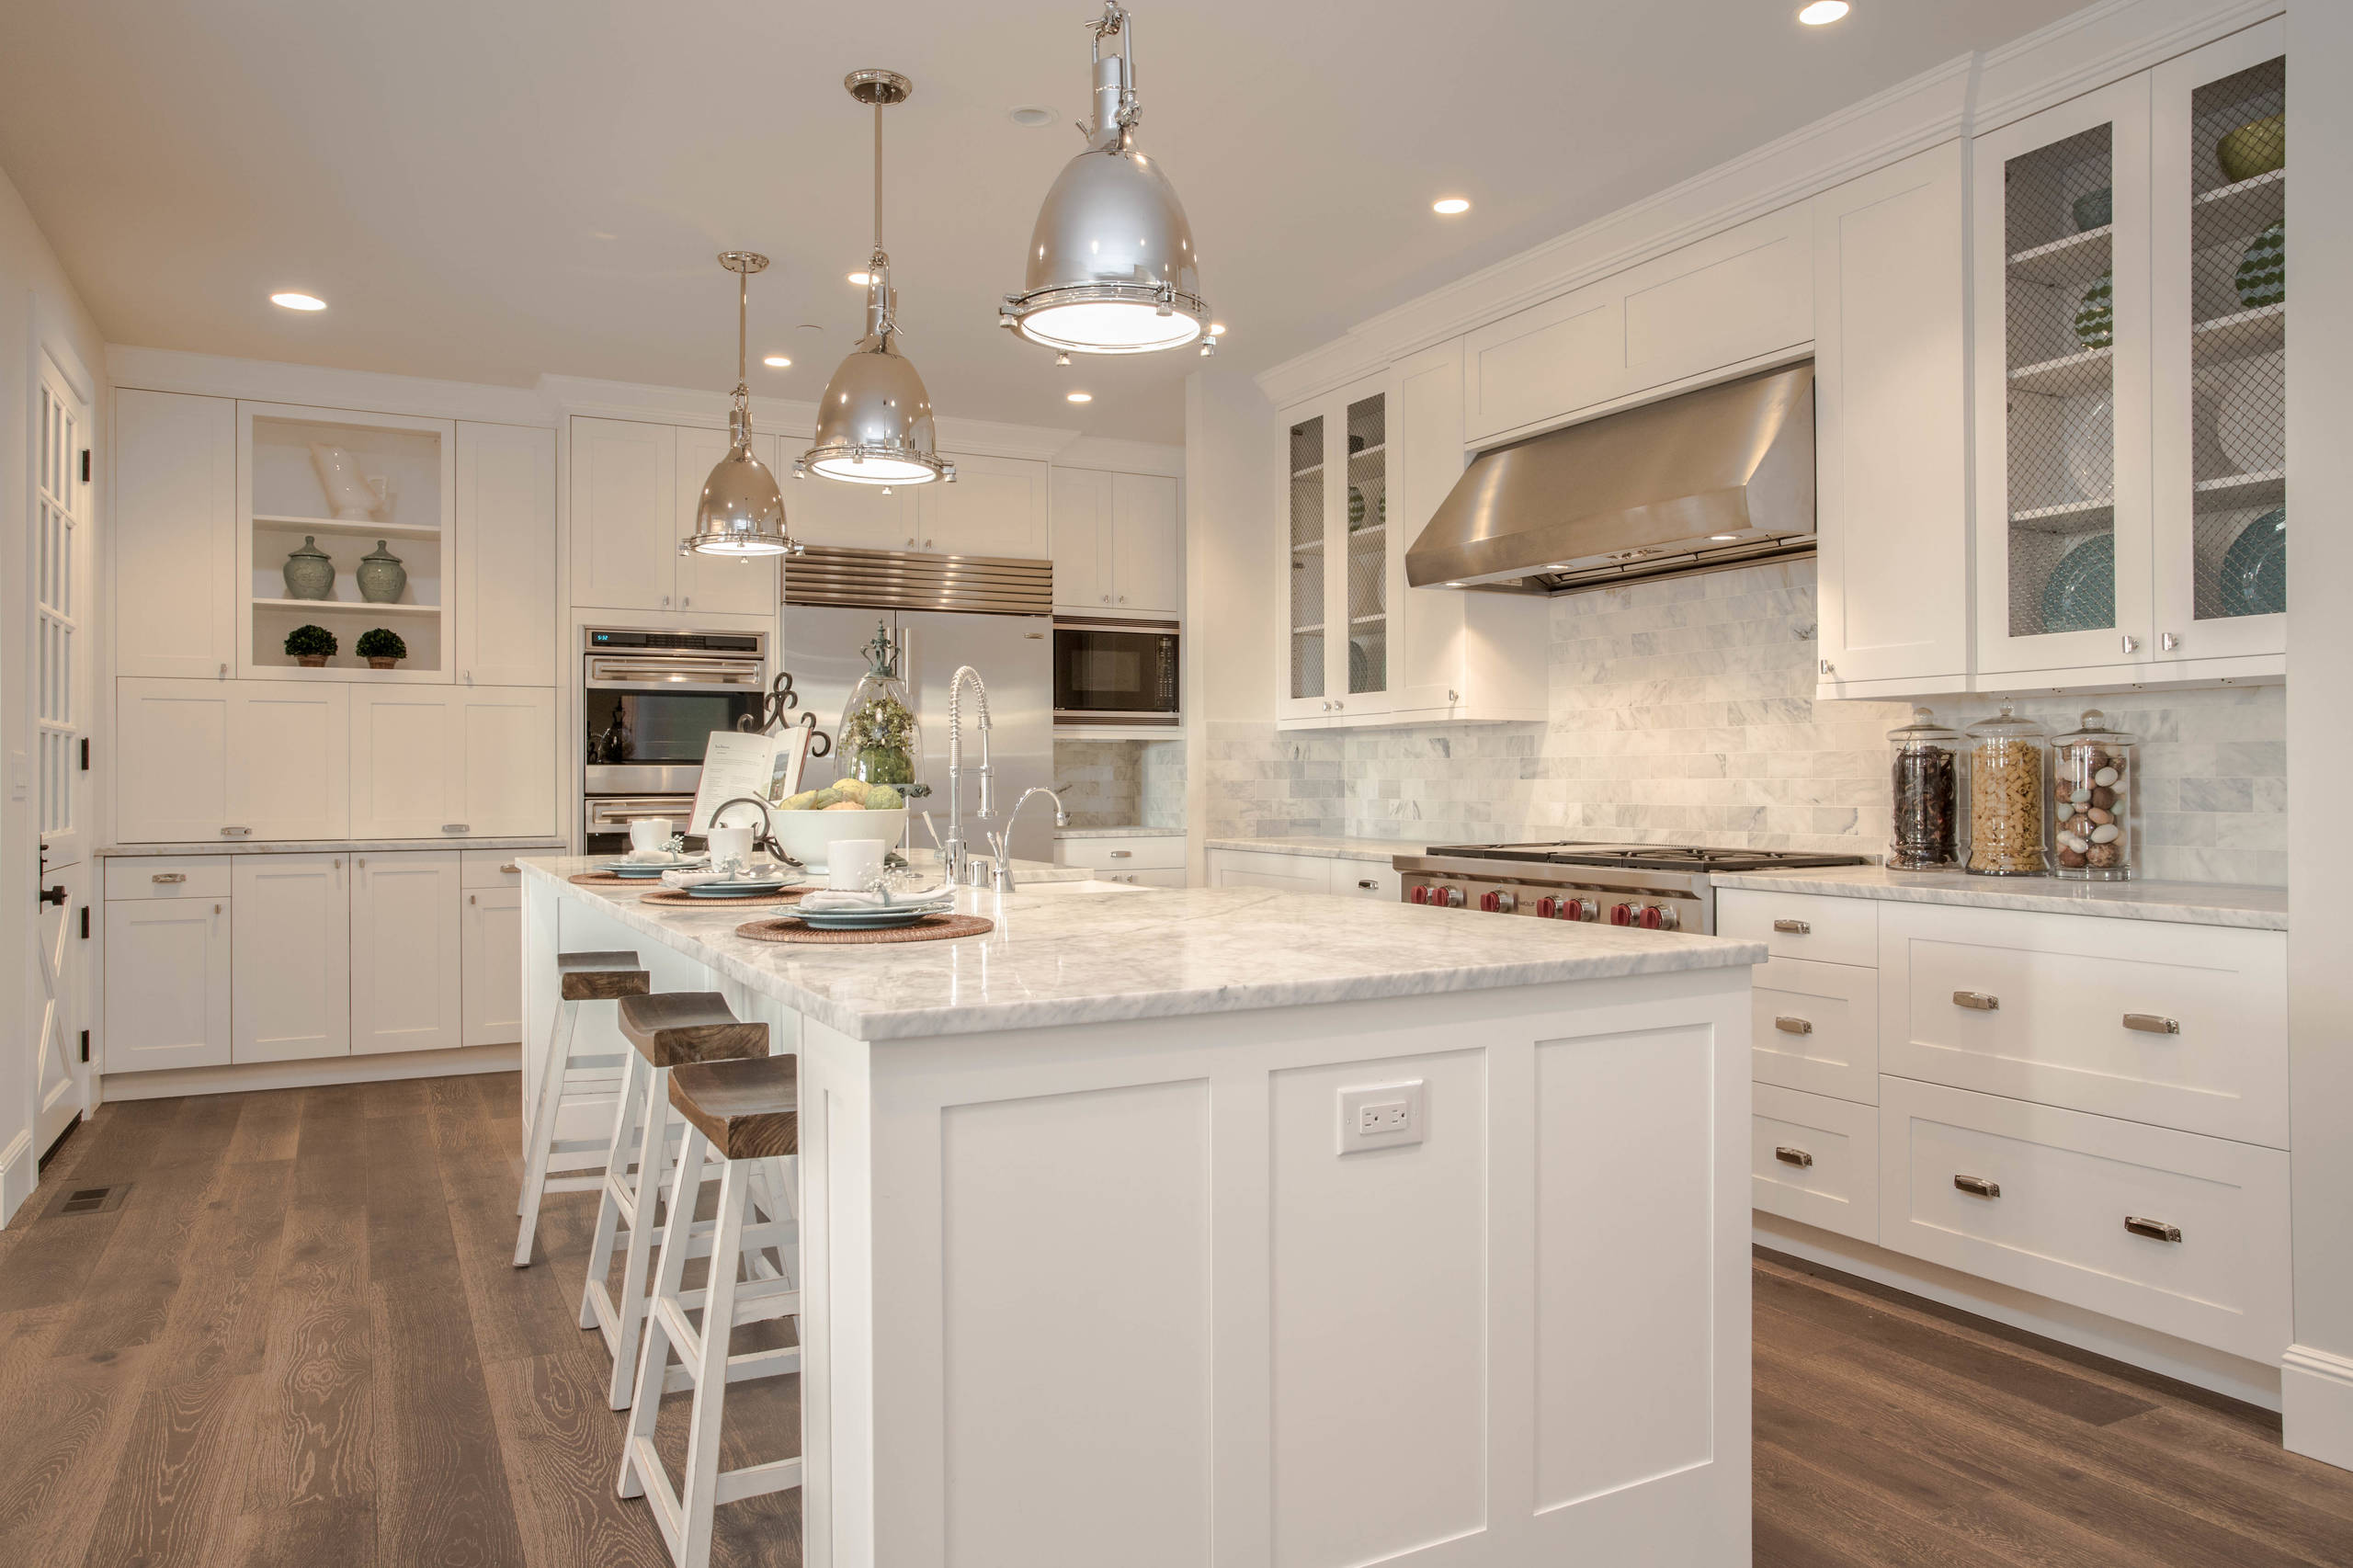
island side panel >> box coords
[792,1012,878,1568]
[855,966,1754,1568]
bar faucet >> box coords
[987,787,1069,894]
[942,665,995,886]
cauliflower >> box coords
[866,784,903,810]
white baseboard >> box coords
[1755,1212,2281,1411]
[2283,1346,2353,1472]
[0,1129,34,1228]
[100,1042,522,1102]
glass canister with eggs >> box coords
[2050,710,2136,880]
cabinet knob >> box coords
[2121,634,2139,653]
[219,662,228,677]
[1101,595,1110,603]
[214,903,222,915]
[682,597,691,608]
[925,539,935,550]
[357,858,366,869]
[469,893,477,905]
[1819,658,1834,676]
[2160,632,2180,652]
[1117,595,1126,603]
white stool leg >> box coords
[677,1159,751,1568]
[579,1047,646,1332]
[512,998,578,1259]
[605,1060,675,1409]
[620,1126,708,1506]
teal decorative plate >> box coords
[2222,506,2287,616]
[2040,533,2116,634]
[598,858,705,878]
[686,878,800,898]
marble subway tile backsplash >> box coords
[1053,739,1187,830]
[1205,561,2286,885]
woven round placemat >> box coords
[569,870,653,887]
[734,913,994,945]
[639,886,808,911]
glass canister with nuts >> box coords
[2051,709,2136,881]
[1964,704,2051,877]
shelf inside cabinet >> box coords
[2193,468,2286,512]
[2008,225,2113,290]
[1292,538,1324,553]
[2191,168,2285,253]
[1290,463,1324,479]
[2010,498,2117,533]
[1349,613,1388,626]
[1292,623,1324,635]
[254,597,441,619]
[2009,346,2114,398]
[2190,301,2285,360]
[254,513,442,541]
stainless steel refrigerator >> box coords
[779,602,1057,865]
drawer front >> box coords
[1878,903,2287,1147]
[1750,956,1878,1104]
[1878,1078,2290,1361]
[1058,835,1187,871]
[1329,862,1401,901]
[1753,1084,1878,1244]
[1206,848,1328,893]
[461,847,531,890]
[1717,888,1877,967]
[1096,868,1187,889]
[104,855,233,902]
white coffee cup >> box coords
[829,838,886,892]
[706,824,756,871]
[630,817,674,853]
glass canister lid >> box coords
[2053,708,2137,748]
[1887,705,1961,745]
[1965,702,2046,742]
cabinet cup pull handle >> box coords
[2123,1013,2180,1035]
[1771,918,1810,934]
[1773,1016,1813,1035]
[151,872,187,884]
[469,893,477,905]
[1358,879,1376,890]
[442,824,472,835]
[221,825,251,837]
[213,903,222,915]
[1108,850,1132,858]
[499,862,520,874]
[1952,991,1999,1011]
[2125,1215,2182,1244]
[1953,1174,2001,1199]
[1774,1146,1813,1168]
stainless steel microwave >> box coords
[1052,618,1179,728]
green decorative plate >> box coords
[2074,271,2114,350]
[2236,222,2284,309]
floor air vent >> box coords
[49,1183,129,1217]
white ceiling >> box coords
[0,0,2082,441]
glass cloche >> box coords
[837,620,921,790]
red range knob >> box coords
[1637,905,1664,929]
[1608,903,1636,926]
[1410,885,1428,904]
[1567,898,1597,922]
[1479,891,1499,912]
[1536,896,1557,919]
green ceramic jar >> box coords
[281,536,335,600]
[357,540,407,604]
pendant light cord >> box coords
[873,98,884,256]
[736,265,748,390]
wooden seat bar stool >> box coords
[583,990,783,1410]
[619,1054,802,1568]
[513,950,649,1268]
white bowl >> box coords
[768,806,908,871]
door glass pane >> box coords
[1345,393,1386,694]
[2003,123,2117,638]
[1289,414,1324,699]
[35,379,78,838]
[2187,55,2285,621]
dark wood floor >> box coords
[2,1077,2349,1567]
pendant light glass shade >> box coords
[801,71,954,490]
[1000,3,1209,356]
[683,251,798,558]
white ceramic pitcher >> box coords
[310,443,393,521]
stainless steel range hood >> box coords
[1406,362,1815,595]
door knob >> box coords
[38,884,65,907]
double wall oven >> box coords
[581,628,767,855]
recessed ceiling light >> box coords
[1007,105,1056,128]
[1209,322,1228,335]
[270,291,326,312]
[1798,1,1849,24]
[1431,197,1472,215]
[763,355,791,369]
[847,271,875,286]
[1066,391,1094,403]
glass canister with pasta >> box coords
[1964,705,2050,877]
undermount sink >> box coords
[1021,878,1150,895]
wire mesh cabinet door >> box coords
[2150,17,2288,665]
[1972,74,2156,679]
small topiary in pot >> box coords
[285,623,338,667]
[357,627,408,670]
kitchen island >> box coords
[522,858,1766,1568]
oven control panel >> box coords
[1401,872,1700,934]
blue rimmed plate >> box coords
[2040,533,2115,635]
[2222,506,2286,617]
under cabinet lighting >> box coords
[1431,198,1472,215]
[1067,391,1094,403]
[270,291,326,312]
[1798,2,1849,24]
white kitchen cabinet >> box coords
[1752,1083,1879,1245]
[1205,846,1399,899]
[1811,142,1972,694]
[454,421,558,686]
[1461,203,1813,445]
[570,416,678,611]
[787,465,918,551]
[105,893,232,1074]
[460,884,524,1047]
[350,850,464,1054]
[115,678,348,843]
[349,686,556,840]
[1049,468,1111,609]
[1276,345,1546,730]
[673,425,781,615]
[918,452,1049,559]
[1051,468,1181,615]
[232,853,351,1063]
[113,390,238,679]
[1056,835,1188,876]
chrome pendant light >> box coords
[681,251,798,557]
[999,2,1209,356]
[800,70,954,490]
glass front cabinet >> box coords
[1282,374,1400,723]
[1973,18,2287,680]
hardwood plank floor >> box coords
[2,1077,2347,1566]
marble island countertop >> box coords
[1055,824,1188,839]
[1203,834,1427,863]
[1710,864,2287,930]
[524,855,1765,1041]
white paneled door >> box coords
[233,854,352,1063]
[33,358,93,1153]
[351,851,463,1054]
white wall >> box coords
[1181,365,1279,881]
[0,159,108,1221]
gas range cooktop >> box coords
[1422,843,1871,875]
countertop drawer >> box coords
[1753,1084,1878,1245]
[1718,888,1877,967]
[105,856,233,902]
[1330,863,1401,901]
[1058,835,1187,872]
[1205,847,1330,892]
[1751,956,1878,1105]
[462,848,530,889]
[1878,1077,2290,1362]
[1878,903,2287,1147]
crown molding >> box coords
[106,345,552,426]
[1254,0,2280,414]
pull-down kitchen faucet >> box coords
[987,787,1069,893]
[942,665,995,885]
